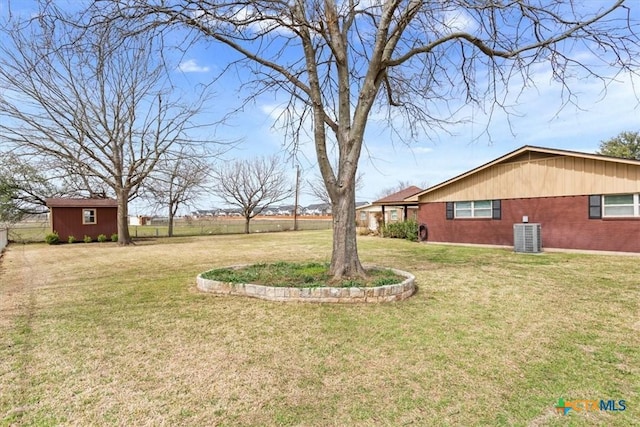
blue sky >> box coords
[2,1,639,213]
[158,2,640,211]
[178,46,639,208]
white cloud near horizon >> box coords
[412,146,434,154]
[178,59,210,73]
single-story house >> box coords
[356,187,421,231]
[46,198,118,242]
[356,203,383,230]
[407,145,640,252]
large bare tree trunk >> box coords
[244,217,250,234]
[329,183,365,281]
[167,211,175,237]
[116,191,131,245]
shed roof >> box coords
[45,198,118,208]
[373,186,422,205]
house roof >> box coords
[407,145,640,202]
[373,186,422,205]
[356,203,418,212]
[355,203,376,211]
[45,198,118,208]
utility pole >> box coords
[293,165,300,231]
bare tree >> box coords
[95,1,639,277]
[142,148,211,237]
[210,156,294,234]
[306,170,364,206]
[0,4,212,245]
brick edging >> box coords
[196,266,416,303]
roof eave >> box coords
[414,145,640,200]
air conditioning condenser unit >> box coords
[513,223,542,253]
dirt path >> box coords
[0,244,39,329]
[0,244,44,421]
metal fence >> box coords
[0,229,7,251]
[131,218,332,237]
[8,218,333,243]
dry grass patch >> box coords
[1,230,638,426]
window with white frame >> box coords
[603,194,640,217]
[83,209,97,224]
[360,211,366,221]
[390,210,398,221]
[454,200,492,218]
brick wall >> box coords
[417,196,640,252]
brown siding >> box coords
[418,196,640,252]
[419,157,640,202]
[50,206,118,241]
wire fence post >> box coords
[0,228,8,251]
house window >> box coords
[360,211,367,221]
[454,200,492,218]
[390,210,398,221]
[83,209,97,224]
[446,202,454,220]
[603,194,639,217]
[589,195,602,219]
[492,200,502,220]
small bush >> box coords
[68,235,76,244]
[381,219,419,242]
[357,226,372,236]
[97,234,107,243]
[45,232,60,245]
[83,235,92,244]
[110,233,118,242]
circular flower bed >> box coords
[196,263,416,303]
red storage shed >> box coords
[46,198,118,242]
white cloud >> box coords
[441,10,476,33]
[412,146,434,154]
[178,59,210,73]
[259,103,286,122]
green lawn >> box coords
[1,230,638,426]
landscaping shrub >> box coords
[110,233,118,242]
[68,235,76,244]
[45,232,60,245]
[381,219,419,242]
[83,235,92,243]
[97,234,107,243]
[357,226,372,236]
